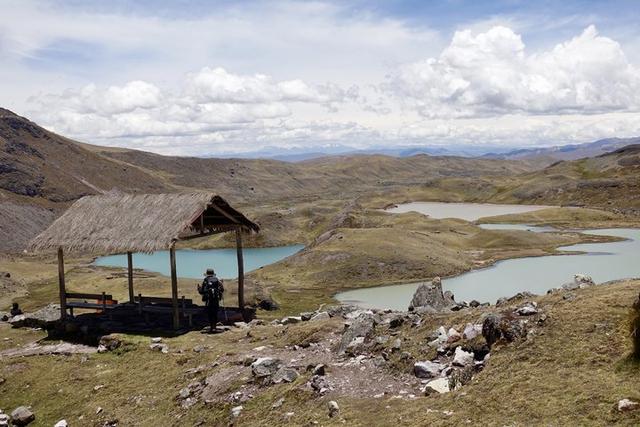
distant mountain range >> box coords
[481,137,640,163]
[218,137,640,163]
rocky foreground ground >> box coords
[0,275,639,426]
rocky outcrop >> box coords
[337,312,379,354]
[414,361,445,379]
[408,277,456,312]
[7,304,60,329]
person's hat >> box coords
[205,268,215,276]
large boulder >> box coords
[452,347,474,367]
[414,361,445,379]
[8,304,60,329]
[482,313,527,347]
[271,367,299,384]
[10,406,35,426]
[251,357,282,378]
[337,312,378,354]
[408,277,456,312]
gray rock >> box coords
[251,357,282,378]
[272,397,285,409]
[515,302,538,316]
[10,406,35,426]
[272,367,299,384]
[0,411,9,427]
[99,335,122,352]
[337,312,377,354]
[231,405,243,418]
[388,315,404,328]
[300,312,314,321]
[462,323,482,340]
[391,338,402,351]
[482,314,502,347]
[328,400,340,418]
[281,316,302,325]
[312,364,326,376]
[414,361,445,379]
[54,420,68,427]
[9,304,60,329]
[310,312,330,322]
[408,277,456,312]
[424,377,450,395]
[452,347,474,367]
[617,399,639,412]
[149,343,169,353]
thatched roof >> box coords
[29,193,259,254]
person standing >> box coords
[198,268,224,332]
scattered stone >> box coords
[151,337,163,343]
[462,323,482,340]
[54,420,68,427]
[452,347,474,367]
[272,367,299,384]
[251,357,282,378]
[312,364,326,376]
[272,397,285,409]
[414,361,445,379]
[562,293,577,301]
[327,401,340,418]
[233,322,248,328]
[149,343,169,353]
[469,300,481,308]
[99,335,123,352]
[447,328,461,343]
[231,405,243,418]
[408,277,456,312]
[618,399,639,412]
[424,377,450,395]
[515,302,538,316]
[10,406,35,426]
[310,311,330,322]
[283,412,295,421]
[281,316,302,325]
[495,297,508,307]
[389,315,404,328]
[0,411,8,427]
[310,375,329,394]
[562,274,595,290]
[93,384,105,392]
[391,338,402,351]
[300,312,314,321]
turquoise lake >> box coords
[336,228,640,311]
[94,245,305,279]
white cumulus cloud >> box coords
[388,25,640,118]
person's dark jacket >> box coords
[199,276,224,305]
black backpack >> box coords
[202,276,222,302]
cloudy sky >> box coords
[2,0,640,156]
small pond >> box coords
[336,228,640,311]
[94,244,305,279]
[386,201,552,221]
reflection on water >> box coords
[95,245,305,279]
[336,229,640,311]
[478,223,556,233]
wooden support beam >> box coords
[127,252,134,304]
[169,242,180,329]
[57,247,67,319]
[199,213,205,236]
[236,228,245,311]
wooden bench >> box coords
[65,292,118,316]
[135,294,198,326]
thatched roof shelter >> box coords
[29,193,260,329]
[30,193,259,254]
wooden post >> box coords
[127,252,134,304]
[57,247,67,319]
[235,228,245,310]
[169,242,180,329]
